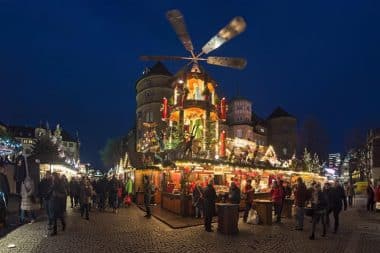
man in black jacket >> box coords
[39,172,53,228]
[326,180,347,233]
[0,162,10,227]
[143,175,152,218]
[203,180,217,232]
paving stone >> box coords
[0,206,379,252]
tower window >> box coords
[146,111,154,122]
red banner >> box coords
[162,97,168,120]
[220,97,227,120]
[219,130,226,157]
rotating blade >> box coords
[202,17,246,55]
[166,9,194,53]
[207,56,247,69]
[140,55,192,62]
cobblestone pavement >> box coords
[0,205,379,253]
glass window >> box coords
[236,129,242,138]
[145,111,154,122]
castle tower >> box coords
[228,98,254,140]
[135,62,173,152]
[266,107,297,160]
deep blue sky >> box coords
[1,0,380,168]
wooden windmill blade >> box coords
[207,56,247,69]
[201,17,246,56]
[166,9,195,55]
[140,55,192,62]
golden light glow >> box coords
[186,77,205,100]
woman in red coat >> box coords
[271,180,284,223]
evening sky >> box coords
[1,0,379,169]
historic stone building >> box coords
[227,98,254,140]
[266,107,297,160]
[225,98,267,146]
[367,128,380,180]
[135,62,173,151]
[6,123,80,163]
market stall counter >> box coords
[253,199,273,225]
[216,203,239,235]
[161,192,194,217]
[282,198,294,218]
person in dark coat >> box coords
[61,175,69,212]
[0,163,10,227]
[229,182,241,204]
[326,180,347,233]
[108,175,119,213]
[243,179,254,222]
[39,172,53,228]
[346,182,355,208]
[80,178,92,220]
[50,173,66,236]
[271,180,284,223]
[366,182,375,212]
[69,178,78,208]
[143,175,152,218]
[310,183,328,240]
[294,177,308,231]
[192,181,204,218]
[203,180,217,232]
[96,176,108,211]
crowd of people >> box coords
[191,176,380,239]
[2,158,380,240]
[16,172,134,236]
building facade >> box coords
[226,98,267,146]
[266,107,297,160]
[6,124,80,164]
[368,128,380,180]
[135,62,173,152]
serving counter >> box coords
[253,199,273,225]
[216,203,239,235]
[161,192,194,217]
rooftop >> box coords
[140,62,172,79]
[267,107,295,120]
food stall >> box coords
[134,167,161,205]
[154,159,325,217]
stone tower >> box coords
[228,98,254,140]
[135,62,173,152]
[266,107,297,160]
